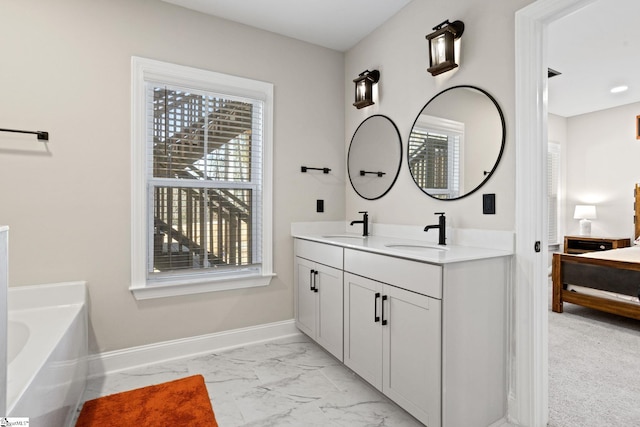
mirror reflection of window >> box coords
[407,85,504,200]
[409,115,463,199]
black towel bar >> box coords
[0,128,49,141]
[360,170,385,177]
[301,166,331,174]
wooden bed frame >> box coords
[552,253,640,320]
[551,184,640,320]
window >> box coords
[408,115,462,199]
[547,142,561,245]
[131,57,273,299]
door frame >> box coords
[513,0,598,425]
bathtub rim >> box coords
[8,281,87,311]
[6,281,88,416]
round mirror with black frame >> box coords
[348,115,402,200]
[408,85,505,200]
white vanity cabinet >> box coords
[343,248,509,427]
[294,239,344,360]
[344,249,442,427]
[293,236,510,427]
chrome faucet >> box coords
[424,212,446,245]
[350,211,369,236]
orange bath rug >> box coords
[75,374,218,427]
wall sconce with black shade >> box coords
[353,69,380,109]
[425,20,464,76]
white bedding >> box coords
[566,246,640,304]
[580,245,640,262]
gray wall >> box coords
[0,0,345,353]
[345,0,533,229]
[1,0,541,355]
[563,102,640,239]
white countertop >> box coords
[292,232,513,264]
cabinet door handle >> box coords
[381,295,388,326]
[374,292,381,322]
[313,270,319,293]
[309,269,315,292]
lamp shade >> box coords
[573,205,597,220]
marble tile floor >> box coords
[77,334,426,426]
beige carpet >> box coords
[548,284,640,426]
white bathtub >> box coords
[7,281,88,427]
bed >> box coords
[551,184,640,320]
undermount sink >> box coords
[322,234,365,239]
[385,243,449,251]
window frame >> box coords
[130,57,274,300]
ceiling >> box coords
[161,0,412,52]
[163,0,640,118]
[548,0,640,117]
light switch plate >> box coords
[483,194,496,214]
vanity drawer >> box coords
[295,238,343,269]
[344,248,442,299]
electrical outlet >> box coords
[316,199,324,213]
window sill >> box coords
[130,273,276,300]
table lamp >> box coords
[573,205,597,236]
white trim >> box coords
[0,227,7,417]
[130,273,276,300]
[87,319,300,378]
[488,418,513,427]
[134,57,272,101]
[513,1,597,426]
[415,114,464,134]
[130,56,274,299]
[131,58,147,292]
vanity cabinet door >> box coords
[344,272,442,427]
[295,256,343,361]
[315,262,343,359]
[343,272,383,389]
[295,257,317,338]
[383,284,441,427]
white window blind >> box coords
[131,57,273,299]
[147,84,263,277]
[547,142,561,245]
[408,117,462,199]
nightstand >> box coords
[563,236,631,254]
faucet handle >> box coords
[434,212,445,216]
[359,211,368,214]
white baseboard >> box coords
[488,417,515,427]
[88,319,300,378]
